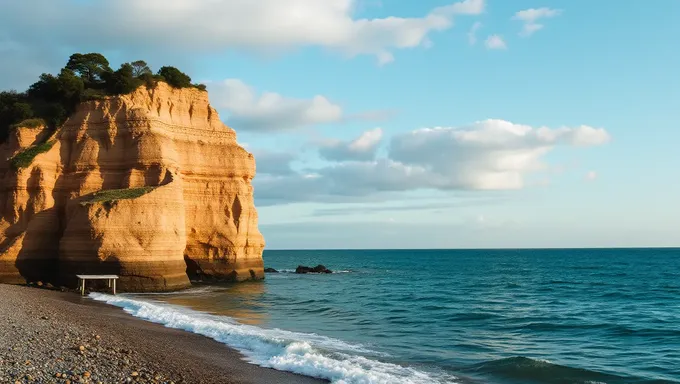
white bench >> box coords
[76,275,119,295]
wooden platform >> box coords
[76,275,119,295]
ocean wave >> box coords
[90,293,458,384]
[459,356,646,384]
[129,286,221,296]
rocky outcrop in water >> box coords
[0,83,265,291]
[295,265,333,274]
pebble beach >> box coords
[0,284,325,384]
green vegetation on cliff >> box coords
[0,53,206,143]
[11,118,46,129]
[10,140,56,170]
[83,186,156,206]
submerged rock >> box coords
[264,268,279,273]
[295,265,333,274]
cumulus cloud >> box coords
[208,79,343,131]
[0,0,485,68]
[513,7,562,37]
[318,128,384,161]
[254,119,611,205]
[389,120,610,190]
[485,35,507,50]
[468,22,482,45]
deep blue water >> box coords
[108,249,680,383]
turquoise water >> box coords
[97,249,680,383]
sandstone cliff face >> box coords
[0,83,265,291]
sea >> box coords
[91,248,680,384]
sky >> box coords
[1,0,679,249]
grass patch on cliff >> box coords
[9,140,56,169]
[11,118,46,129]
[83,186,156,205]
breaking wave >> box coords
[90,293,457,384]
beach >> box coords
[0,284,325,384]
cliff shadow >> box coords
[9,167,61,284]
[12,207,61,284]
[184,254,237,282]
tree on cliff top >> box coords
[0,91,33,141]
[66,53,112,85]
[157,66,192,89]
[1,53,201,143]
[130,60,152,77]
[103,64,143,95]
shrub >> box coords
[194,83,207,91]
[80,88,108,101]
[11,118,46,129]
[1,93,34,143]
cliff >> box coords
[0,83,265,291]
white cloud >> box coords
[208,79,343,131]
[254,119,611,205]
[318,128,384,161]
[567,125,612,146]
[252,151,298,175]
[468,22,482,45]
[485,35,507,50]
[389,120,610,190]
[513,7,562,37]
[585,171,598,181]
[0,0,485,66]
[209,80,397,131]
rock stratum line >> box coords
[0,83,265,291]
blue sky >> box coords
[1,0,679,249]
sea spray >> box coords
[90,293,458,384]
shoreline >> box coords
[0,284,326,384]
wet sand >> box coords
[0,284,326,384]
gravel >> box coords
[0,284,325,384]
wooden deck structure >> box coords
[76,275,119,296]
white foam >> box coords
[130,286,220,296]
[276,269,352,274]
[90,293,458,384]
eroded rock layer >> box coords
[0,83,265,291]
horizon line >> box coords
[264,246,680,251]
